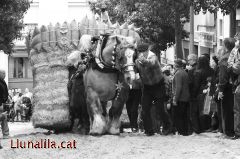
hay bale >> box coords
[70,20,80,48]
[48,23,57,49]
[30,25,71,130]
[31,27,42,52]
[62,22,71,41]
[32,65,71,130]
[79,16,89,35]
[40,25,50,52]
[88,15,98,36]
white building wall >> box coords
[0,51,9,85]
[23,0,39,24]
[8,0,92,89]
[23,0,92,26]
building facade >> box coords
[7,0,92,91]
[162,8,240,64]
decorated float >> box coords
[28,15,140,130]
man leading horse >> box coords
[135,43,172,136]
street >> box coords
[0,122,240,159]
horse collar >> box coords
[95,35,119,71]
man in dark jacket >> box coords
[0,69,9,149]
[172,59,190,135]
[135,43,172,136]
[68,63,89,134]
[228,33,240,139]
[187,54,198,134]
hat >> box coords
[137,43,149,52]
[174,59,183,67]
[201,53,210,60]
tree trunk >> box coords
[230,8,237,37]
[175,9,183,59]
[189,4,194,55]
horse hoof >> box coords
[90,115,106,135]
[89,131,102,136]
[108,127,120,135]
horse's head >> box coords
[65,34,98,68]
[101,35,138,86]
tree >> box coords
[89,0,183,56]
[88,0,218,58]
[0,0,30,54]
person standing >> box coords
[228,33,240,139]
[187,54,198,134]
[193,56,214,132]
[210,55,222,132]
[0,69,10,149]
[135,43,172,136]
[218,38,236,138]
[23,88,33,102]
[126,75,142,133]
[172,59,190,135]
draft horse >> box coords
[67,34,138,135]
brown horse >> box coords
[66,34,138,135]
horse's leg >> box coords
[108,85,129,135]
[101,101,107,117]
[80,92,90,135]
[86,88,107,135]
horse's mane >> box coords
[100,34,111,52]
[79,35,93,52]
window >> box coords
[10,57,32,79]
[236,20,240,33]
[14,58,24,78]
[219,19,223,36]
[220,39,223,46]
[184,48,189,59]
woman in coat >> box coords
[192,56,214,133]
[218,38,236,138]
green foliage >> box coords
[0,0,30,54]
[89,0,190,51]
[88,0,237,52]
[193,0,240,14]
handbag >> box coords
[203,90,211,115]
[210,98,217,112]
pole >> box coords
[189,4,194,55]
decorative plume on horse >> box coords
[28,15,141,134]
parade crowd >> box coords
[126,34,240,139]
[0,74,33,148]
[1,34,240,150]
[0,69,33,148]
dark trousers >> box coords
[216,100,223,132]
[68,75,89,132]
[0,113,9,136]
[142,79,171,133]
[126,89,141,129]
[234,91,240,136]
[173,101,189,135]
[190,99,201,133]
[221,85,234,137]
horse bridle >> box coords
[98,35,136,73]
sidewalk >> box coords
[0,122,48,139]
